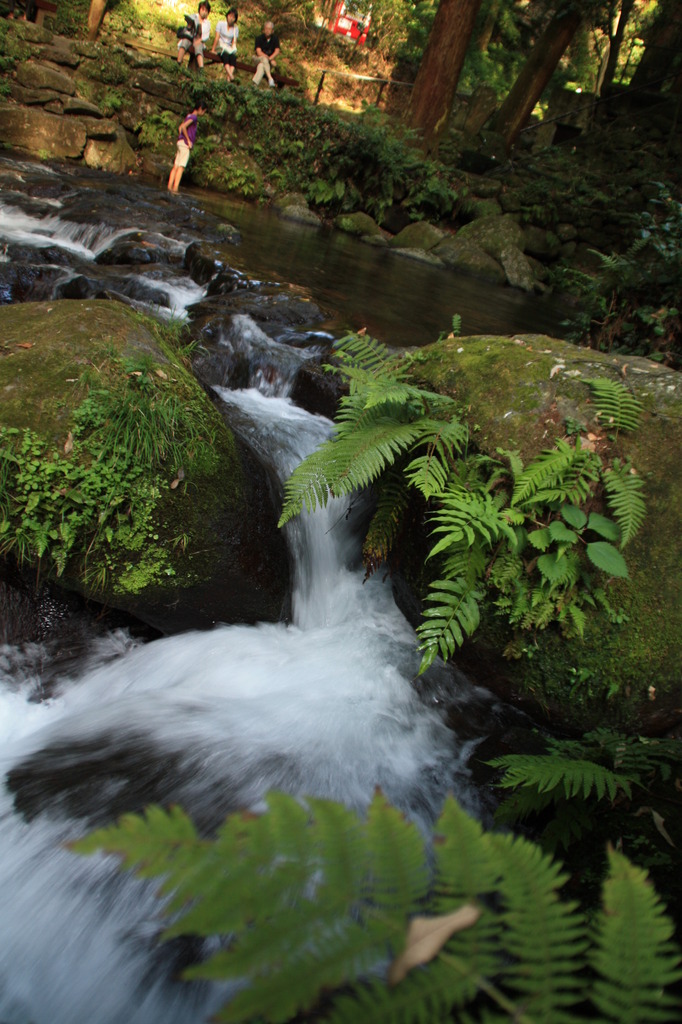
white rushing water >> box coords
[0,162,491,1022]
[0,377,484,1024]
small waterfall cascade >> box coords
[0,156,505,1024]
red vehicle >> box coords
[330,1,370,44]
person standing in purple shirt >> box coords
[167,100,209,193]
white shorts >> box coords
[174,140,191,168]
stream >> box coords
[0,155,547,1023]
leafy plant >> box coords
[587,378,642,434]
[488,729,682,920]
[562,184,682,368]
[0,349,217,585]
[278,332,646,674]
[73,789,682,1024]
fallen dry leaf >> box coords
[64,432,74,455]
[388,904,481,985]
[155,369,168,380]
[550,364,564,378]
[16,342,34,350]
[634,806,675,847]
[357,327,367,336]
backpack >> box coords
[176,14,199,41]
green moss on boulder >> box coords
[0,301,289,633]
[409,333,682,733]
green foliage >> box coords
[602,459,646,548]
[201,84,459,222]
[136,110,178,150]
[490,728,682,857]
[55,0,89,37]
[73,789,682,1023]
[0,348,217,584]
[563,184,682,368]
[279,332,646,674]
[277,332,467,525]
[587,378,642,434]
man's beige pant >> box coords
[253,55,274,85]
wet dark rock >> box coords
[290,360,343,419]
[183,240,221,285]
[95,232,181,266]
[201,290,324,327]
[205,265,251,295]
[0,263,66,304]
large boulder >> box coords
[0,103,86,158]
[15,61,76,96]
[432,237,506,284]
[0,301,289,634]
[389,222,445,250]
[456,214,526,261]
[83,135,137,173]
[409,334,682,734]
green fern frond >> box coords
[363,471,411,569]
[489,830,587,1020]
[278,418,424,526]
[75,790,682,1024]
[328,332,406,385]
[511,440,600,509]
[428,487,517,560]
[589,847,682,1024]
[489,754,633,803]
[602,459,646,547]
[587,378,643,433]
[416,579,482,673]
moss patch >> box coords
[0,300,245,608]
[408,334,682,733]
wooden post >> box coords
[314,71,326,104]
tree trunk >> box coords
[602,0,635,90]
[629,0,682,93]
[407,0,483,153]
[477,0,499,52]
[489,6,581,152]
[87,0,108,41]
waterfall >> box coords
[0,361,485,1024]
[0,157,497,1024]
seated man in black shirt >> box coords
[253,20,280,88]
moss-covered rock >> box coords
[409,333,682,734]
[0,301,289,634]
[456,214,526,260]
[389,222,445,250]
[334,211,383,237]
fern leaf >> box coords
[587,378,643,432]
[511,440,600,509]
[489,754,633,803]
[416,580,482,672]
[489,830,587,1020]
[589,847,682,1024]
[362,471,410,569]
[536,550,580,588]
[602,459,646,547]
[278,419,423,526]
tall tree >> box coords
[407,0,483,153]
[628,0,682,93]
[601,0,636,91]
[489,3,582,151]
[87,0,108,41]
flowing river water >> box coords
[0,156,552,1022]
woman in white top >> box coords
[211,7,239,82]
